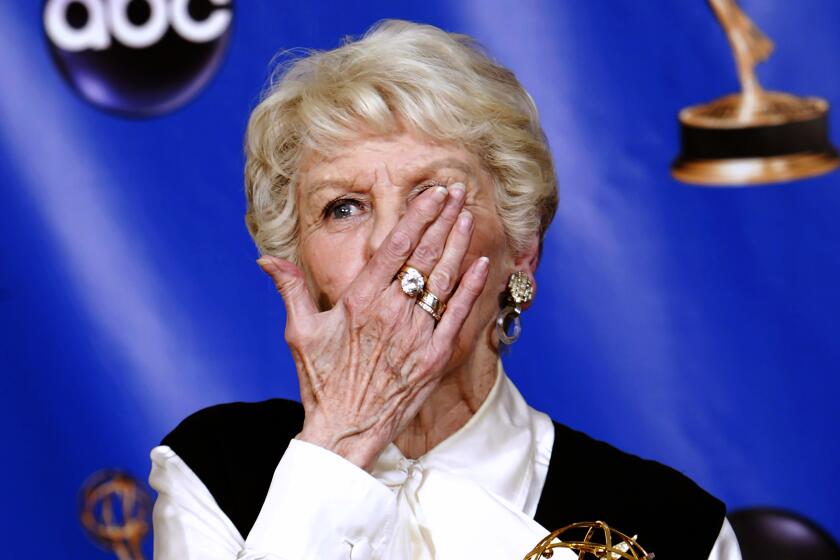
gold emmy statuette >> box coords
[523,520,654,560]
[79,469,152,560]
[672,0,839,186]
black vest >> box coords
[162,399,725,559]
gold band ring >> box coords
[416,289,446,322]
[397,265,426,297]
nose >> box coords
[365,191,405,261]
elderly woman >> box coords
[150,20,741,560]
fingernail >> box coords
[257,256,278,273]
[433,185,448,201]
[477,256,489,271]
[458,210,473,232]
[451,183,465,199]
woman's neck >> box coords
[394,345,499,459]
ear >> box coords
[512,234,540,310]
[514,234,540,275]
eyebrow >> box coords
[305,177,355,203]
[305,157,475,202]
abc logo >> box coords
[43,0,234,116]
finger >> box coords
[425,208,473,301]
[431,256,489,347]
[257,255,318,321]
[405,182,466,276]
[353,185,449,293]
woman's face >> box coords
[295,129,529,367]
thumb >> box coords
[257,255,318,321]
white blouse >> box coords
[149,367,741,560]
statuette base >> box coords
[673,91,839,186]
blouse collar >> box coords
[371,361,542,512]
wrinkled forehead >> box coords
[296,129,482,195]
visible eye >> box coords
[323,198,364,221]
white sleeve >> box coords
[707,518,742,560]
[149,440,398,560]
[149,445,244,559]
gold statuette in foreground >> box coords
[523,520,653,560]
[79,469,151,560]
[672,0,839,186]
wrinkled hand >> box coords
[257,184,489,470]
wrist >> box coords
[296,425,383,471]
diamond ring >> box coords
[397,265,426,297]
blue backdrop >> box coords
[1,1,838,558]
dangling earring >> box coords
[495,271,534,345]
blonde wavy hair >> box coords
[244,19,558,263]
